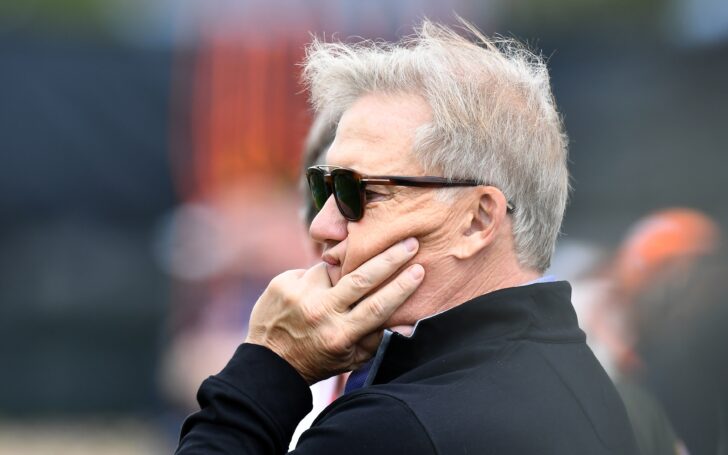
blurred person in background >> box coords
[614,209,726,455]
[176,20,638,454]
[158,185,310,431]
[573,208,726,455]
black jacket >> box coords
[176,281,639,454]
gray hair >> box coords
[302,19,569,271]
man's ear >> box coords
[451,187,509,260]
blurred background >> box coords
[1,0,727,453]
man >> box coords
[176,20,639,454]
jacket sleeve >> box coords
[175,343,436,454]
[176,343,313,454]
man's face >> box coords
[309,93,464,324]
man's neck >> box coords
[443,259,537,312]
[396,249,540,326]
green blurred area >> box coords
[0,0,112,34]
[0,0,105,18]
[499,0,671,37]
[0,0,673,35]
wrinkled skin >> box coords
[247,91,525,384]
[310,93,478,328]
[246,238,424,384]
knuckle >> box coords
[348,272,372,290]
[272,269,303,285]
[322,331,346,353]
[279,285,299,306]
[367,297,387,320]
[281,269,304,281]
[394,275,413,294]
[269,270,298,293]
[268,275,284,293]
[268,270,309,306]
[383,249,401,266]
[302,304,324,325]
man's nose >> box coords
[309,195,348,244]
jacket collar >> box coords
[371,281,582,385]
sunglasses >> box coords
[306,165,515,222]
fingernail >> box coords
[409,264,424,280]
[403,237,418,252]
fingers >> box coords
[346,263,424,339]
[329,237,420,309]
[302,261,332,285]
[358,331,384,356]
[350,331,384,369]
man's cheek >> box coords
[340,241,383,277]
[340,226,420,277]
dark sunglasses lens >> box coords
[333,171,363,220]
[306,170,329,211]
